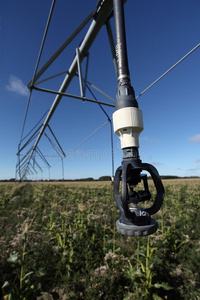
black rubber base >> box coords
[116,218,158,236]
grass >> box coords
[0,179,200,299]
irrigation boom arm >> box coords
[112,0,164,236]
[22,0,115,177]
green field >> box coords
[0,179,200,299]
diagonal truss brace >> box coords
[20,0,115,178]
[17,0,128,180]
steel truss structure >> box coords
[16,0,120,181]
[16,0,200,181]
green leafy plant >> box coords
[1,181,200,299]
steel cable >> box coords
[136,43,200,100]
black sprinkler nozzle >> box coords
[114,158,164,236]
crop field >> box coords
[0,179,200,299]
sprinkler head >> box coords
[116,218,158,237]
[114,159,164,236]
[116,205,158,236]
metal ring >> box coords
[117,74,130,81]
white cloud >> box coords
[188,134,200,143]
[6,75,29,97]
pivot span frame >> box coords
[16,0,200,181]
[16,0,121,180]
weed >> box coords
[0,180,200,299]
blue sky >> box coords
[0,0,200,180]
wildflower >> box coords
[120,256,128,261]
[78,203,85,212]
[42,215,48,221]
[189,279,196,286]
[171,264,183,277]
[99,290,104,297]
[104,252,118,261]
[154,234,163,241]
[183,234,190,242]
[10,234,22,247]
[94,265,108,277]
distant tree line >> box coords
[159,176,179,179]
[1,175,199,182]
[98,176,112,181]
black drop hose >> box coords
[113,0,130,83]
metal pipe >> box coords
[16,147,33,169]
[61,158,64,180]
[113,0,130,84]
[32,86,115,107]
[35,71,116,103]
[112,0,138,110]
[47,125,66,157]
[28,0,113,163]
[30,0,56,88]
[106,20,117,77]
[83,53,89,97]
[79,77,116,103]
[30,163,38,174]
[27,9,95,87]
[34,160,43,172]
[36,148,51,168]
[17,124,42,155]
[76,48,84,97]
[16,155,30,171]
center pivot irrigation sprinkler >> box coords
[112,0,164,236]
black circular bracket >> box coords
[114,160,164,236]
